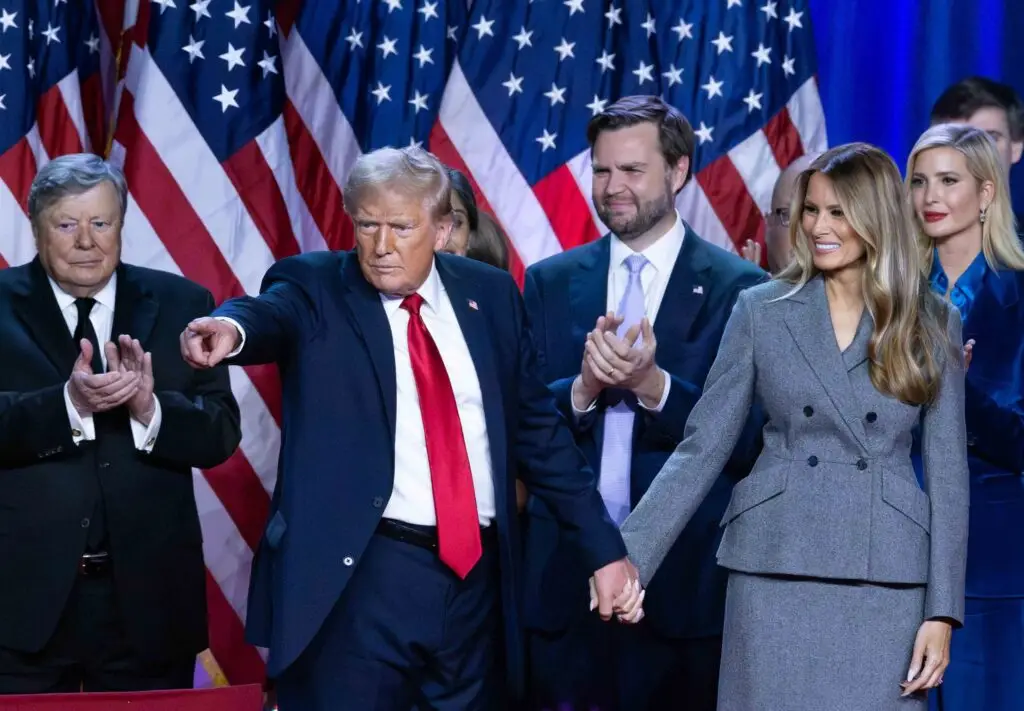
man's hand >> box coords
[67,338,140,417]
[572,312,623,410]
[584,318,664,407]
[181,317,240,369]
[588,557,644,622]
[741,238,762,266]
[110,335,156,426]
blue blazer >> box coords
[521,229,766,638]
[957,267,1024,598]
[214,251,627,689]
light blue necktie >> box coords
[598,253,648,526]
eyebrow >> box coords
[803,199,842,210]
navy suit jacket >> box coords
[521,228,766,638]
[214,250,626,688]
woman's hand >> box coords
[901,619,952,697]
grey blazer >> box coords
[621,276,970,624]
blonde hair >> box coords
[907,123,1024,273]
[777,143,951,406]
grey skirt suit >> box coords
[620,276,969,711]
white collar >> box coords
[48,270,118,313]
[380,259,443,316]
[609,211,686,275]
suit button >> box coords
[807,456,818,467]
[857,458,868,470]
[81,518,90,528]
[343,556,354,567]
[372,497,384,508]
[803,406,814,417]
[865,412,877,423]
[99,462,110,469]
[966,433,977,446]
[71,428,82,438]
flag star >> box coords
[0,9,16,33]
[152,0,176,13]
[219,43,245,71]
[695,121,714,144]
[0,54,10,71]
[595,49,615,72]
[371,81,392,104]
[554,38,576,61]
[42,22,60,44]
[641,13,656,38]
[377,36,398,58]
[413,44,434,67]
[190,0,212,20]
[605,5,622,27]
[225,1,251,28]
[213,85,239,112]
[752,43,772,66]
[408,90,429,113]
[472,16,495,39]
[257,51,277,78]
[409,137,423,149]
[564,0,585,16]
[418,1,439,21]
[727,0,742,7]
[54,0,67,4]
[586,95,608,116]
[536,129,557,152]
[632,60,654,85]
[346,29,364,50]
[761,1,778,20]
[26,57,35,78]
[182,35,205,63]
[0,94,5,110]
[84,33,100,53]
[702,75,724,99]
[263,11,277,37]
[512,26,533,49]
[446,25,458,41]
[784,8,803,30]
[662,64,683,87]
[544,83,567,106]
[781,55,796,76]
[383,0,402,13]
[743,89,763,112]
[28,18,33,39]
[502,72,524,96]
[672,18,693,41]
[711,31,733,54]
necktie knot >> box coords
[400,293,424,317]
[624,253,648,275]
[75,297,96,320]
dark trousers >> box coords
[525,613,722,711]
[275,532,503,711]
[0,572,194,694]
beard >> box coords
[595,181,675,242]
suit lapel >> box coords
[568,237,611,344]
[111,264,159,350]
[12,258,79,375]
[339,254,398,441]
[783,276,868,449]
[654,227,712,343]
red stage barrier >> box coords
[0,685,264,711]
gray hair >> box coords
[28,153,128,230]
[342,146,451,220]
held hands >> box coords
[68,338,141,417]
[900,620,952,697]
[181,317,240,369]
[588,558,646,624]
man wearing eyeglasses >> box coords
[743,153,818,274]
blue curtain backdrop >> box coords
[808,0,1024,210]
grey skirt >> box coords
[718,571,929,711]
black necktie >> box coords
[73,297,104,374]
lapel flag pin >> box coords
[468,299,479,310]
[693,285,704,295]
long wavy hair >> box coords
[776,143,952,406]
[907,123,1024,274]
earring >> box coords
[980,207,988,224]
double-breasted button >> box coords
[865,412,877,423]
[372,496,384,508]
[80,518,91,528]
[856,458,868,470]
[343,556,354,567]
[807,456,819,467]
[803,406,814,417]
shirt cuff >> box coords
[130,396,162,453]
[636,368,671,413]
[215,317,246,358]
[570,375,598,416]
[65,382,96,444]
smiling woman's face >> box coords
[443,191,471,256]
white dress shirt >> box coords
[380,262,496,526]
[572,212,686,414]
[55,273,162,452]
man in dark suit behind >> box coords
[0,154,241,693]
[521,96,766,711]
[180,146,643,711]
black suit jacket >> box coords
[0,258,241,663]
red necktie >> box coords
[400,293,482,578]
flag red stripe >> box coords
[531,164,601,252]
[222,141,302,262]
[80,72,107,155]
[205,570,266,685]
[93,0,125,54]
[763,108,806,170]
[282,101,353,251]
[36,85,85,158]
[202,449,271,552]
[697,156,765,252]
[0,137,38,211]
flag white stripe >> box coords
[788,78,829,155]
[57,70,90,152]
[729,129,782,213]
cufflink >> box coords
[71,428,82,438]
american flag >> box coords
[0,0,826,687]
